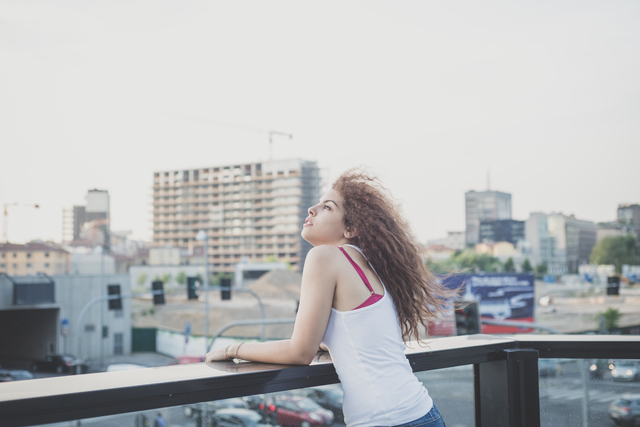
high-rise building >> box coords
[152,159,321,273]
[525,212,596,274]
[465,190,512,246]
[618,204,640,244]
[67,189,110,248]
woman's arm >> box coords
[206,246,339,365]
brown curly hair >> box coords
[333,168,459,342]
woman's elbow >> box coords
[290,348,316,365]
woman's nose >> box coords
[308,206,316,216]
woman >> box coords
[206,169,455,427]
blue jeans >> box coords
[392,404,445,427]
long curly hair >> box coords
[333,168,459,342]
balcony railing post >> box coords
[475,348,540,427]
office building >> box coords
[479,219,525,245]
[152,159,321,273]
[618,203,640,244]
[63,189,110,248]
[525,213,596,274]
[465,190,512,246]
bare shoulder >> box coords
[304,245,343,269]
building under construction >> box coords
[152,159,321,273]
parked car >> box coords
[211,408,273,427]
[611,360,640,381]
[609,394,640,425]
[31,355,88,374]
[0,370,35,382]
[538,359,561,377]
[183,398,250,419]
[263,395,334,427]
[292,385,344,423]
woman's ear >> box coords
[344,227,357,239]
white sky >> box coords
[1,1,639,245]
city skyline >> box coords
[1,1,639,244]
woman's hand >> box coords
[205,346,229,363]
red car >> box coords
[262,395,333,427]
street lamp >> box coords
[195,230,209,355]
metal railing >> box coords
[0,334,638,427]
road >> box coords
[27,361,640,426]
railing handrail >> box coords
[0,334,638,427]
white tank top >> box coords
[321,245,433,427]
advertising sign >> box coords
[429,273,535,335]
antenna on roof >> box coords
[487,168,491,191]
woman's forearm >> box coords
[222,339,316,365]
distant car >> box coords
[0,370,35,382]
[611,360,640,381]
[211,408,273,427]
[183,397,250,419]
[292,385,344,423]
[263,395,334,427]
[168,355,205,365]
[31,355,88,374]
[538,359,561,377]
[609,394,640,425]
[588,359,610,379]
[106,363,147,372]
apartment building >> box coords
[0,242,70,275]
[152,159,321,273]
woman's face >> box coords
[301,189,352,246]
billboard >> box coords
[429,273,535,335]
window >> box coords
[13,253,17,258]
[114,333,123,355]
[45,252,50,257]
[26,263,31,268]
[27,253,31,258]
[45,263,50,268]
[1,253,4,258]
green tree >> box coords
[175,271,187,285]
[503,257,515,272]
[136,273,148,286]
[161,273,173,285]
[521,258,533,273]
[534,262,547,279]
[590,235,639,274]
[597,307,621,332]
[449,250,501,273]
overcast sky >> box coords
[1,1,639,245]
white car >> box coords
[611,360,640,381]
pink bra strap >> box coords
[338,247,374,293]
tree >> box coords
[522,258,533,273]
[503,257,515,272]
[161,273,173,285]
[449,250,501,273]
[137,273,148,286]
[534,262,547,279]
[597,307,621,332]
[590,235,639,274]
[175,271,187,286]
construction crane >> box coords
[3,203,40,242]
[268,131,292,160]
[170,114,293,160]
